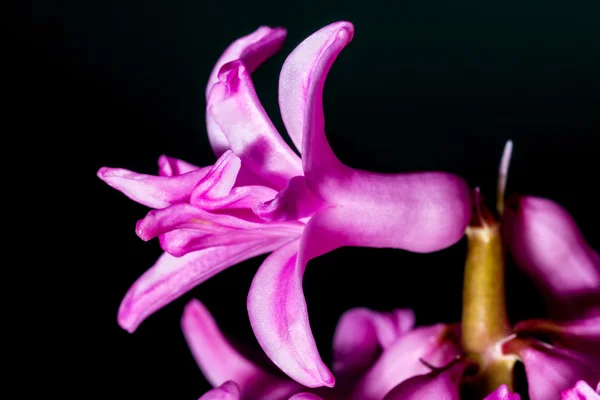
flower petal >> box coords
[198,381,240,400]
[483,385,521,400]
[561,381,600,400]
[351,324,461,400]
[206,26,287,156]
[207,60,303,189]
[158,155,200,177]
[381,362,465,400]
[118,241,286,332]
[332,307,416,383]
[288,394,323,400]
[298,21,471,253]
[254,176,324,222]
[183,300,299,400]
[504,195,600,320]
[97,166,210,209]
[278,21,353,154]
[247,238,336,388]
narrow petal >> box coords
[382,362,466,400]
[183,300,299,400]
[158,155,200,177]
[254,176,324,222]
[561,381,600,400]
[247,239,335,388]
[118,241,285,332]
[278,21,353,154]
[297,21,471,253]
[503,338,600,400]
[206,26,287,156]
[198,381,240,400]
[483,385,521,400]
[97,166,210,209]
[351,324,461,400]
[332,307,416,382]
[208,60,303,189]
[504,196,600,320]
[288,394,323,400]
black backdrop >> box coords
[32,1,599,398]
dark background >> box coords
[32,0,599,398]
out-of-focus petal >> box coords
[503,338,600,400]
[254,176,324,222]
[118,240,286,333]
[206,26,287,156]
[183,300,299,400]
[504,195,600,320]
[483,385,521,400]
[198,381,240,400]
[514,317,600,358]
[247,238,336,389]
[288,394,323,400]
[382,362,465,400]
[97,166,210,209]
[135,203,303,242]
[332,307,416,383]
[158,155,200,177]
[561,381,600,400]
[278,21,353,154]
[207,60,302,190]
[351,324,461,400]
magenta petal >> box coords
[332,307,415,382]
[352,324,461,400]
[118,241,285,332]
[288,394,323,400]
[198,381,240,400]
[278,21,353,154]
[158,155,200,177]
[207,60,302,190]
[504,195,600,320]
[206,26,287,156]
[247,239,335,388]
[254,176,323,222]
[381,362,465,400]
[561,381,600,400]
[97,166,210,209]
[483,385,521,400]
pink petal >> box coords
[278,21,353,154]
[483,385,521,400]
[381,362,466,400]
[351,324,461,400]
[97,166,210,209]
[504,339,600,400]
[288,394,323,400]
[297,22,471,253]
[332,307,416,383]
[206,26,287,157]
[207,60,303,189]
[504,195,600,320]
[183,300,299,400]
[247,239,335,388]
[135,203,303,242]
[118,240,286,332]
[253,176,324,222]
[158,155,200,177]
[198,381,240,400]
[561,381,600,400]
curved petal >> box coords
[158,155,200,177]
[183,300,298,400]
[288,394,323,400]
[561,381,600,400]
[504,196,600,320]
[97,166,210,209]
[351,324,461,400]
[198,381,240,400]
[382,362,465,400]
[298,21,471,253]
[483,385,521,400]
[247,238,336,388]
[254,176,324,222]
[278,21,353,154]
[206,26,287,156]
[118,240,285,332]
[332,307,416,383]
[207,60,302,189]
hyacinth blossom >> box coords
[97,21,473,386]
